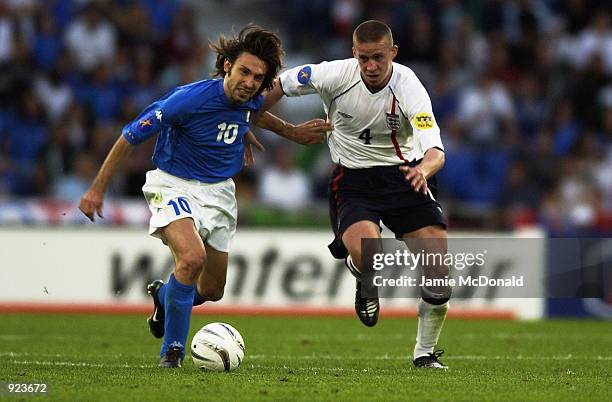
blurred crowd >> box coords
[0,0,206,199]
[0,0,610,235]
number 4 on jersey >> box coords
[359,128,372,145]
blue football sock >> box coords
[160,274,194,358]
[158,281,204,308]
[193,285,206,306]
[157,282,167,309]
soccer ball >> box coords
[190,322,245,371]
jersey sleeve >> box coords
[121,86,195,145]
[404,77,444,153]
[279,60,347,99]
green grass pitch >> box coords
[1,313,610,401]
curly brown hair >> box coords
[210,24,284,96]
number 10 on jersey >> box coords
[217,122,239,144]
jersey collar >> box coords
[359,64,395,95]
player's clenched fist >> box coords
[399,165,428,195]
[78,189,104,222]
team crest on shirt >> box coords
[297,66,311,84]
[413,112,434,130]
[386,112,401,130]
[139,118,153,132]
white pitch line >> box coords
[6,352,612,361]
[458,333,612,340]
[447,355,612,361]
[6,354,612,370]
[1,352,69,358]
[7,360,346,372]
[0,335,27,341]
[248,354,612,361]
[0,352,130,359]
[247,364,346,372]
[8,360,157,369]
[0,335,68,341]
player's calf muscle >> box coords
[200,286,224,302]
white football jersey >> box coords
[279,58,443,168]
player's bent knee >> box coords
[421,284,452,305]
[420,225,447,240]
[422,296,450,306]
[176,250,206,279]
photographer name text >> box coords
[372,275,524,288]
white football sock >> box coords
[413,299,449,359]
[345,254,362,279]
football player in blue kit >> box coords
[79,25,331,368]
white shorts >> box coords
[141,169,237,252]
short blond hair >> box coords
[353,20,393,46]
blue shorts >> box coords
[327,163,446,259]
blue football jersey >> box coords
[122,79,263,183]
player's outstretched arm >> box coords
[78,136,134,222]
[261,78,285,111]
[253,111,331,145]
[257,77,331,144]
[399,148,445,195]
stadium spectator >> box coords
[1,89,48,195]
[498,160,541,228]
[139,0,181,41]
[551,100,581,156]
[78,63,122,121]
[161,4,198,64]
[258,144,312,211]
[53,150,97,201]
[34,66,74,122]
[457,69,516,145]
[63,3,116,72]
[32,11,62,70]
[0,1,15,63]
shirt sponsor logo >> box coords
[386,112,401,130]
[338,111,353,119]
[155,110,163,122]
[297,66,312,85]
[413,113,434,130]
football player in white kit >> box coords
[263,20,451,369]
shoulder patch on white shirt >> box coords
[297,66,312,84]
